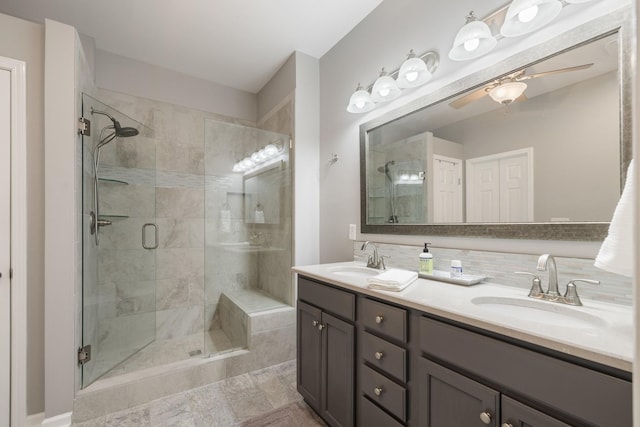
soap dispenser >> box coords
[419,243,433,274]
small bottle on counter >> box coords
[450,260,463,278]
[419,243,433,274]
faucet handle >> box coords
[563,279,600,306]
[379,255,389,270]
[515,272,543,297]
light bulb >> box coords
[251,152,261,162]
[264,144,278,156]
[405,71,419,82]
[355,99,366,109]
[379,88,390,97]
[463,38,480,52]
[518,5,539,23]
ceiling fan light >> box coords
[488,81,528,105]
[347,84,375,113]
[500,0,562,37]
[397,52,432,88]
[448,15,497,61]
[371,69,401,102]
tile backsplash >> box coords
[354,242,632,305]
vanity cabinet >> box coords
[296,274,632,427]
[297,277,356,427]
[418,316,632,427]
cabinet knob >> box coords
[374,351,384,360]
[374,386,383,396]
[317,323,325,331]
[375,315,384,324]
[479,411,492,425]
[312,320,319,327]
[501,423,514,427]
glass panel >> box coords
[81,94,156,387]
[204,120,292,356]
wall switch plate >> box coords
[349,224,356,240]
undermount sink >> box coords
[471,296,607,328]
[327,265,380,278]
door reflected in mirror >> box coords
[365,32,622,227]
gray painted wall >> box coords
[318,0,629,262]
[96,49,258,123]
[0,12,45,415]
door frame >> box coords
[0,55,28,427]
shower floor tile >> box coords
[101,328,236,380]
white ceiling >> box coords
[0,0,384,93]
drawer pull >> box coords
[479,411,492,425]
[312,320,319,327]
[317,323,325,331]
[374,351,384,360]
[375,315,384,324]
[374,386,383,396]
[501,424,514,427]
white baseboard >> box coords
[40,412,72,427]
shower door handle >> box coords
[142,223,159,250]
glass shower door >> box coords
[81,94,157,387]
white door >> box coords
[467,159,500,222]
[432,155,463,223]
[500,154,531,222]
[466,148,533,222]
[0,68,11,427]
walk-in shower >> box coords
[80,93,293,389]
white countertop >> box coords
[293,261,633,373]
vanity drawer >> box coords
[419,316,632,426]
[298,276,355,321]
[361,364,407,422]
[359,395,404,427]
[362,331,406,382]
[362,298,407,342]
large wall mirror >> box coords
[360,10,632,240]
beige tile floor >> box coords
[72,360,326,427]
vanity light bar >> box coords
[346,50,439,114]
[449,0,597,61]
[232,139,283,173]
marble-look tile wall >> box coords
[354,241,633,305]
[86,88,293,373]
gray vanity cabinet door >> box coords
[321,311,355,427]
[501,396,571,427]
[297,300,323,411]
[419,358,499,427]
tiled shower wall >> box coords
[92,87,293,357]
[354,242,633,305]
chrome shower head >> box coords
[91,107,139,140]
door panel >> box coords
[322,312,355,427]
[419,358,499,427]
[501,396,571,427]
[433,156,463,223]
[81,94,156,387]
[0,67,11,427]
[297,301,322,410]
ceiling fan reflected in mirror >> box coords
[449,62,594,108]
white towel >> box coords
[367,269,418,291]
[594,159,635,277]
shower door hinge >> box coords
[78,117,91,136]
[78,345,92,365]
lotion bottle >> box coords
[419,243,433,274]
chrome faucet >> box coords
[361,241,387,270]
[515,254,600,306]
[536,254,560,298]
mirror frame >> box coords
[360,8,632,241]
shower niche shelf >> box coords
[98,178,129,185]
